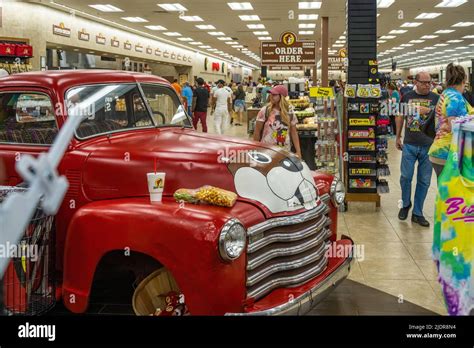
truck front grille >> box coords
[246,200,332,300]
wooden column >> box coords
[321,17,329,87]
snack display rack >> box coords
[0,38,34,74]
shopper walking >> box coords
[192,78,210,133]
[211,80,232,135]
[233,85,246,127]
[396,71,439,227]
[171,79,182,97]
[429,63,473,177]
[182,82,193,116]
[253,85,302,158]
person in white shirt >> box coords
[211,80,232,135]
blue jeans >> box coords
[400,143,433,216]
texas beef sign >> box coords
[261,32,316,66]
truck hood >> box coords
[81,128,320,214]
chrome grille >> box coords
[246,200,333,300]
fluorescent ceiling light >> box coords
[145,25,167,30]
[232,45,244,48]
[247,24,265,29]
[452,22,474,27]
[299,1,322,9]
[89,4,123,12]
[378,40,387,43]
[122,17,148,22]
[392,47,403,50]
[409,39,425,43]
[225,41,239,45]
[435,0,467,7]
[401,22,422,27]
[401,44,414,47]
[258,37,272,40]
[299,31,314,35]
[218,37,233,41]
[434,43,449,46]
[390,30,407,34]
[455,46,469,49]
[180,16,203,22]
[196,25,216,30]
[253,31,269,35]
[421,35,438,39]
[380,35,396,39]
[199,45,211,48]
[444,49,455,52]
[239,15,260,21]
[377,0,395,8]
[299,23,317,29]
[335,40,346,43]
[189,41,203,45]
[423,47,436,50]
[416,12,442,19]
[463,35,474,39]
[299,14,319,20]
[436,29,455,34]
[333,44,344,47]
[228,2,253,10]
[177,37,193,41]
[208,32,225,36]
[207,48,218,51]
[158,3,188,11]
[163,32,182,36]
[447,39,463,43]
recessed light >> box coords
[390,30,407,34]
[423,47,436,50]
[401,22,423,27]
[207,48,218,52]
[452,22,474,27]
[163,32,182,36]
[380,35,396,39]
[455,46,469,49]
[299,14,319,20]
[189,41,203,45]
[447,40,463,43]
[145,25,167,31]
[258,37,272,41]
[333,44,344,47]
[89,4,123,12]
[247,24,265,29]
[400,44,413,47]
[377,0,395,8]
[122,17,148,23]
[225,41,239,45]
[253,31,269,35]
[178,37,193,41]
[232,45,244,48]
[409,40,425,43]
[158,3,188,11]
[421,35,438,39]
[299,31,314,35]
[228,2,253,10]
[180,16,204,22]
[416,12,442,19]
[435,0,467,8]
[208,32,225,36]
[463,35,474,39]
[196,24,216,30]
[434,43,449,46]
[436,29,455,34]
[299,1,322,9]
[335,40,346,43]
[239,15,260,21]
[218,37,233,41]
[299,23,317,29]
[199,45,211,48]
[378,40,387,43]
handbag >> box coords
[421,108,436,139]
[434,116,474,316]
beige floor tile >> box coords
[415,259,439,281]
[359,258,425,280]
[347,261,365,283]
[394,229,434,243]
[350,228,401,243]
[363,279,446,315]
[405,242,433,260]
[361,242,411,260]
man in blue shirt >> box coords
[182,82,194,116]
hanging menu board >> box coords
[261,32,316,66]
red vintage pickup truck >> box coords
[0,70,352,315]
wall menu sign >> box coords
[269,65,303,71]
[111,38,120,48]
[96,34,106,45]
[261,32,316,66]
[78,29,90,42]
[53,23,71,37]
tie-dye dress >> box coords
[433,116,474,315]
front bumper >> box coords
[226,236,354,316]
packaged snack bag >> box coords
[174,186,237,208]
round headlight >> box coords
[330,178,346,206]
[219,219,246,262]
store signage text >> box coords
[261,32,316,66]
[446,198,474,223]
[212,62,220,71]
[53,23,71,37]
[310,87,335,98]
[111,39,120,48]
[135,45,143,53]
[328,56,345,71]
[96,34,106,45]
[124,42,132,50]
[269,65,303,71]
[78,30,90,42]
[146,47,153,55]
[155,49,161,56]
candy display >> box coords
[357,84,371,98]
[348,140,375,151]
[350,155,376,164]
[174,186,237,208]
[369,84,382,98]
[349,116,376,126]
[349,168,376,176]
[348,129,375,139]
[345,84,357,98]
[349,178,376,189]
[348,103,359,112]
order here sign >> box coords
[261,31,316,66]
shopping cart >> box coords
[0,186,56,316]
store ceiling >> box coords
[37,1,474,70]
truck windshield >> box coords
[67,83,189,139]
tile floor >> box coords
[205,111,447,316]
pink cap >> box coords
[269,85,288,97]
